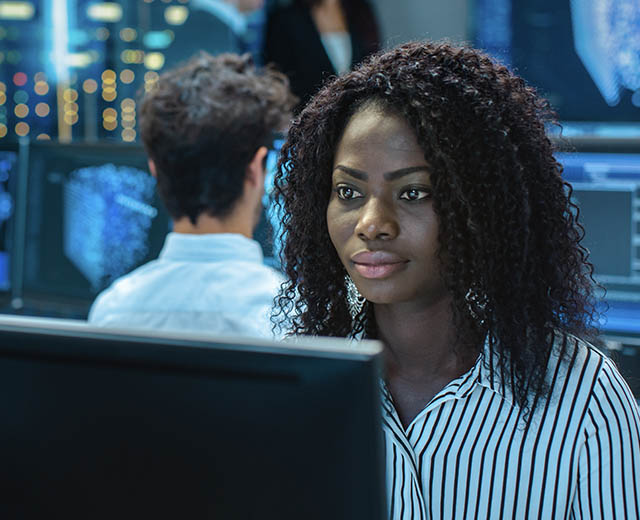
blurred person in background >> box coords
[164,0,267,69]
[263,0,380,110]
[89,52,296,337]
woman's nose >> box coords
[354,197,399,241]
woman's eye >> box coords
[400,188,431,201]
[336,186,362,200]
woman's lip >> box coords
[351,251,406,264]
[353,261,408,279]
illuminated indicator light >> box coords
[86,2,122,23]
[119,69,134,84]
[15,121,29,136]
[144,71,159,83]
[64,113,79,125]
[122,119,135,129]
[34,81,49,95]
[95,27,109,41]
[102,86,116,94]
[35,102,49,117]
[0,124,6,138]
[119,27,137,42]
[13,90,27,103]
[102,90,117,102]
[122,128,136,142]
[64,102,79,113]
[14,103,28,118]
[103,120,117,131]
[0,2,36,20]
[63,89,78,102]
[0,92,5,105]
[121,98,135,109]
[82,79,97,94]
[36,133,50,140]
[143,30,173,49]
[164,6,188,25]
[0,81,4,92]
[67,52,92,68]
[121,49,144,64]
[102,108,117,122]
[12,72,26,86]
[144,52,164,70]
[101,69,116,83]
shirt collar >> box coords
[158,232,264,263]
[474,335,515,406]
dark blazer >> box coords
[263,3,379,110]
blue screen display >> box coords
[474,0,640,125]
[558,151,640,336]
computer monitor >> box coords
[0,315,386,519]
[18,140,284,316]
[17,141,172,316]
[556,138,640,342]
[0,140,20,296]
[473,0,640,127]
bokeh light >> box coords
[15,122,29,136]
[35,102,50,117]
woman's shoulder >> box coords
[548,332,638,421]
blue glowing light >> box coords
[0,152,15,222]
[63,163,158,290]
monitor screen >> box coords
[21,142,171,315]
[557,141,640,339]
[0,141,19,293]
[0,315,386,519]
[474,0,640,125]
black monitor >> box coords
[18,141,171,317]
[473,0,640,127]
[0,315,386,519]
[556,138,640,342]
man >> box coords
[88,52,296,337]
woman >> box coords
[263,0,379,110]
[274,41,640,519]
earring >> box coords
[345,275,366,317]
[465,286,488,325]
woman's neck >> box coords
[375,297,479,428]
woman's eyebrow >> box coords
[333,165,430,181]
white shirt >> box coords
[88,233,283,338]
[382,334,640,519]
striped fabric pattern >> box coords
[381,335,640,519]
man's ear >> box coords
[148,159,157,178]
[245,146,268,187]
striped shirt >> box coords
[381,334,640,519]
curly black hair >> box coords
[273,41,599,412]
[139,52,297,224]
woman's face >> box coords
[327,104,448,307]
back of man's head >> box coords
[139,52,296,225]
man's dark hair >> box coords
[139,52,296,224]
[273,41,599,416]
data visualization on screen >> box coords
[21,142,170,315]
